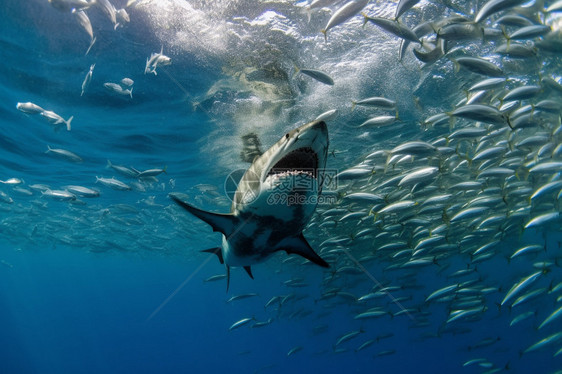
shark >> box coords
[169,120,330,290]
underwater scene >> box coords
[1,0,562,373]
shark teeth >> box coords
[269,169,315,179]
[267,147,318,178]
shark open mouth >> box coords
[267,147,318,179]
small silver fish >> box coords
[16,102,45,114]
[137,167,167,179]
[363,15,420,43]
[104,82,133,98]
[64,185,100,198]
[40,110,73,131]
[106,160,140,178]
[95,176,132,191]
[0,178,23,185]
[120,77,134,87]
[41,189,76,201]
[321,0,370,40]
[229,317,254,331]
[474,0,528,23]
[451,56,504,77]
[45,146,82,163]
[295,67,334,86]
[74,9,93,40]
[81,63,95,96]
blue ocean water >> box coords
[1,0,562,373]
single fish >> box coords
[145,46,172,75]
[501,271,542,305]
[104,82,133,98]
[314,109,338,122]
[509,25,551,40]
[95,176,132,191]
[226,293,259,303]
[295,67,334,86]
[74,10,93,40]
[363,15,420,43]
[64,185,100,198]
[395,0,421,19]
[352,96,396,111]
[137,167,167,179]
[474,0,528,23]
[106,160,140,178]
[16,102,45,114]
[0,178,23,185]
[524,332,562,354]
[81,63,95,96]
[45,146,82,163]
[287,346,302,356]
[96,0,117,25]
[524,212,560,229]
[451,56,504,77]
[321,0,370,41]
[449,104,507,125]
[204,274,227,282]
[40,110,73,131]
[120,77,134,87]
[0,191,14,204]
[41,189,76,201]
[336,330,363,346]
[229,317,254,331]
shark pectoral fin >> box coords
[243,266,254,279]
[282,234,330,268]
[169,193,237,236]
[201,247,223,264]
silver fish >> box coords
[295,67,334,86]
[40,110,73,131]
[451,56,504,77]
[321,0,369,41]
[95,176,131,191]
[74,10,93,40]
[474,0,528,23]
[363,15,420,43]
[104,82,133,98]
[81,63,95,96]
[45,146,82,163]
[16,102,45,114]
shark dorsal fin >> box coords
[169,193,237,236]
[201,247,223,264]
[280,233,330,268]
[244,266,254,279]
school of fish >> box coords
[2,0,562,372]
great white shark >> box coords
[169,120,330,290]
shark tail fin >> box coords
[169,193,237,236]
[201,247,223,264]
[282,233,329,268]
